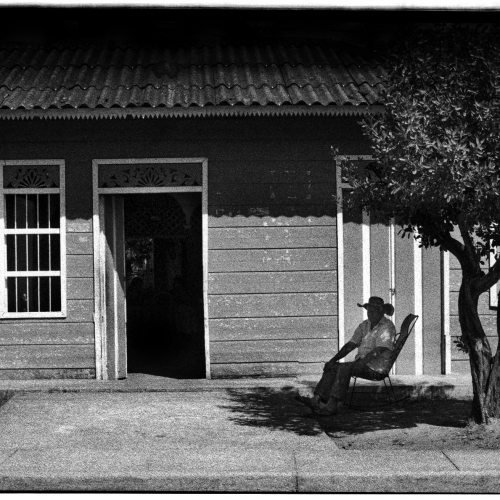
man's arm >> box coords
[355,346,391,368]
[324,341,358,370]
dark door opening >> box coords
[124,193,205,378]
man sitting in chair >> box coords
[296,296,396,416]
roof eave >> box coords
[0,105,385,120]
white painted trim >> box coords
[57,161,67,318]
[386,219,397,375]
[112,196,119,380]
[389,219,396,328]
[3,159,64,166]
[93,157,209,380]
[361,210,370,321]
[98,186,203,195]
[442,250,451,375]
[92,160,103,380]
[4,228,60,234]
[0,160,67,318]
[94,158,208,165]
[3,189,60,195]
[413,237,423,375]
[2,311,66,319]
[5,271,61,277]
[202,159,211,379]
[335,158,345,351]
[98,197,108,380]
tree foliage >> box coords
[340,24,500,262]
[336,24,500,424]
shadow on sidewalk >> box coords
[219,386,324,437]
[317,398,470,437]
[219,386,472,440]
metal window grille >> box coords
[0,161,66,318]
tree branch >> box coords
[457,216,482,275]
[440,232,468,268]
[473,255,500,297]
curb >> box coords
[0,470,499,492]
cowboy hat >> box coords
[357,296,394,316]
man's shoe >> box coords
[295,395,320,411]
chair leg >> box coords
[387,376,399,402]
[383,378,395,404]
[347,376,357,407]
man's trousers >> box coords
[314,360,384,403]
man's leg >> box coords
[295,362,341,409]
[313,361,354,413]
[324,361,354,412]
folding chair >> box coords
[346,313,419,410]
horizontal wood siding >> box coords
[209,293,336,318]
[0,368,95,379]
[209,226,336,249]
[209,271,337,294]
[210,316,337,341]
[207,135,340,378]
[0,323,94,344]
[209,248,336,272]
[0,115,370,379]
[0,345,94,369]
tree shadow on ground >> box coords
[219,386,325,437]
[318,398,470,436]
[219,386,474,442]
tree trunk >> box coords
[458,277,498,424]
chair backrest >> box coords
[389,313,419,365]
[361,313,419,379]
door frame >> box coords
[92,158,209,380]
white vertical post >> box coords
[59,162,67,317]
[414,236,423,375]
[389,219,396,328]
[202,159,211,379]
[336,159,345,351]
[389,219,396,374]
[361,210,370,321]
[92,160,104,380]
[111,196,119,380]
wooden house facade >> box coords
[0,39,494,380]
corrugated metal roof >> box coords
[0,43,387,115]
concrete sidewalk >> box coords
[0,375,497,492]
[0,372,474,398]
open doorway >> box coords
[124,193,205,378]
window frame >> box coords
[0,159,66,318]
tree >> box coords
[337,24,500,424]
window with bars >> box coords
[0,161,66,317]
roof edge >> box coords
[0,105,385,120]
